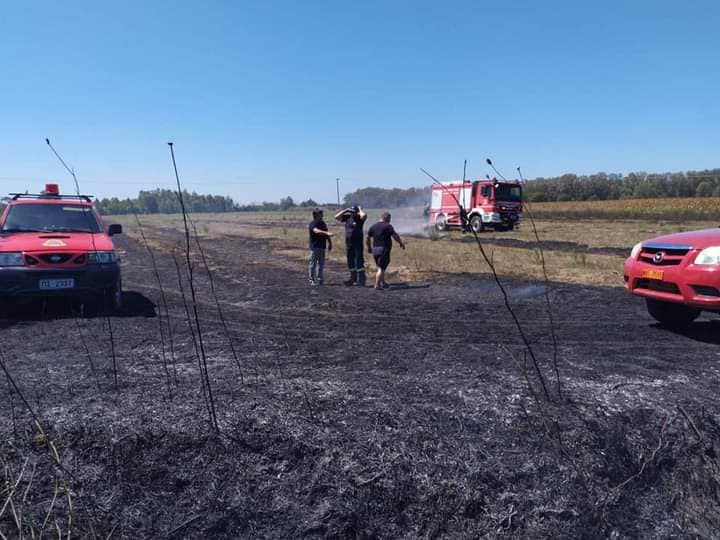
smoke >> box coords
[364,206,432,238]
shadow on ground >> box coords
[652,319,720,345]
[0,291,156,329]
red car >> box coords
[624,228,720,326]
[0,184,124,310]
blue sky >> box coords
[1,1,718,203]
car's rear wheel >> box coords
[645,298,700,328]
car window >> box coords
[1,204,102,233]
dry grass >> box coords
[115,210,720,288]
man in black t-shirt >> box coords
[366,211,406,290]
[334,205,367,286]
[308,208,333,286]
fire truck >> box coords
[0,184,124,310]
[429,179,523,232]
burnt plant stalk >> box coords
[190,219,244,384]
[135,214,177,393]
[103,297,119,391]
[72,316,101,392]
[172,252,212,420]
[421,167,551,401]
[517,167,562,399]
[168,142,218,432]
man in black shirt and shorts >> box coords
[334,205,367,286]
[308,208,333,286]
[366,211,406,290]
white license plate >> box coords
[39,279,75,290]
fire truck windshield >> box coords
[1,204,102,233]
[495,184,522,202]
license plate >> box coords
[641,269,664,281]
[39,278,75,290]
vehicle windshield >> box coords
[494,184,522,202]
[1,204,102,233]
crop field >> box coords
[529,196,720,221]
[2,208,720,538]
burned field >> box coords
[2,222,720,539]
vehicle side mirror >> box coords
[108,224,123,236]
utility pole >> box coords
[336,177,341,208]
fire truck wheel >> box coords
[469,215,484,233]
[435,214,447,232]
[645,298,700,328]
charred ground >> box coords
[1,223,720,539]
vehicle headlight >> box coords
[0,252,24,267]
[630,242,642,259]
[88,251,117,264]
[694,247,720,265]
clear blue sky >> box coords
[1,1,718,203]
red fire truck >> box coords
[0,184,124,310]
[429,179,523,232]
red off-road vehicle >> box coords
[0,184,124,310]
[624,228,720,327]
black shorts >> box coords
[372,246,390,270]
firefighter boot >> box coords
[344,270,357,286]
[356,267,366,287]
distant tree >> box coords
[696,180,715,197]
[279,196,296,210]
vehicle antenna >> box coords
[45,138,81,196]
[516,166,525,182]
[485,158,508,182]
[462,159,467,182]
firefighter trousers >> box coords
[345,241,366,285]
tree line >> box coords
[343,169,720,206]
[522,169,720,202]
[95,189,328,215]
[342,186,431,208]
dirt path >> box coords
[1,227,719,538]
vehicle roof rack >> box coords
[9,193,94,203]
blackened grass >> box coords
[104,295,119,391]
[420,166,551,401]
[5,364,18,437]
[135,214,177,394]
[517,166,562,399]
[172,252,211,415]
[168,142,218,432]
[72,314,101,392]
[189,219,244,384]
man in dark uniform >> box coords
[308,208,332,286]
[366,211,405,290]
[334,205,367,286]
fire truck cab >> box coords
[0,184,124,310]
[429,179,523,232]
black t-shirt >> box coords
[342,212,367,242]
[308,219,328,249]
[368,222,396,251]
